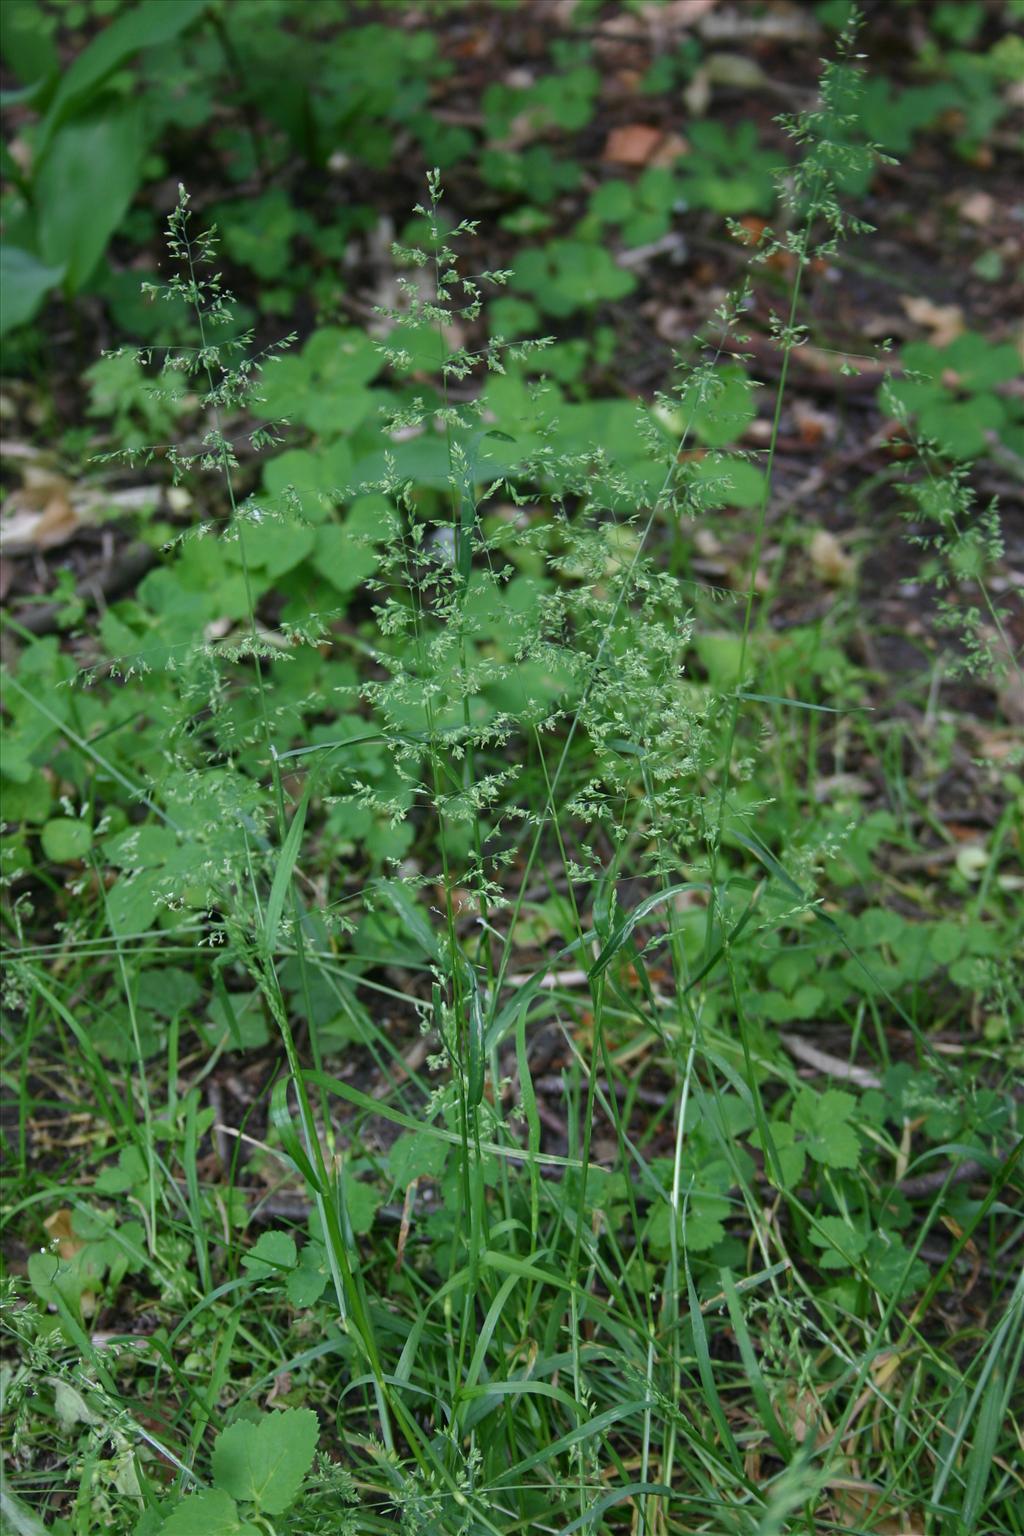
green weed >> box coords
[2,10,1022,1536]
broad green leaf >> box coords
[373,879,440,960]
[227,515,315,578]
[311,523,379,594]
[28,1250,83,1318]
[343,1177,380,1236]
[694,631,746,689]
[210,1408,319,1515]
[0,244,65,335]
[0,0,58,85]
[865,1232,929,1299]
[675,365,757,448]
[158,1486,257,1535]
[104,870,163,939]
[256,326,381,434]
[261,442,353,524]
[809,1215,868,1268]
[136,968,201,1019]
[647,1193,729,1253]
[40,817,91,863]
[241,1231,297,1279]
[104,825,180,869]
[38,0,208,151]
[286,1244,329,1307]
[750,1122,805,1188]
[36,101,145,292]
[389,1129,449,1189]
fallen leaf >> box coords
[603,124,667,166]
[693,528,722,557]
[656,0,718,23]
[704,50,769,88]
[900,295,964,347]
[809,528,855,586]
[793,401,837,447]
[650,130,689,167]
[783,1384,832,1445]
[955,844,988,881]
[43,1208,85,1260]
[1,475,79,553]
[699,6,817,41]
[812,774,872,802]
[957,190,996,226]
[683,64,712,116]
[621,0,718,32]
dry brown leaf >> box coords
[602,124,667,166]
[829,1479,924,1535]
[658,0,718,24]
[704,50,769,87]
[648,130,689,167]
[809,528,855,586]
[0,476,80,553]
[782,1384,832,1445]
[624,0,718,30]
[793,401,837,447]
[900,295,965,347]
[693,528,722,557]
[969,723,1024,761]
[997,672,1024,726]
[958,189,996,226]
[699,4,818,41]
[812,773,872,802]
[44,1208,84,1261]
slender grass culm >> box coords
[2,10,1021,1536]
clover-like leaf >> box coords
[791,1087,861,1170]
[809,1215,868,1269]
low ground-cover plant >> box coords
[2,16,1022,1536]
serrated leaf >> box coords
[210,1408,319,1515]
[286,1245,328,1308]
[158,1486,257,1535]
[388,1130,449,1189]
[792,1087,862,1170]
[343,1178,381,1236]
[865,1232,929,1299]
[751,1122,806,1188]
[647,1193,729,1254]
[809,1216,868,1269]
[241,1230,297,1279]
